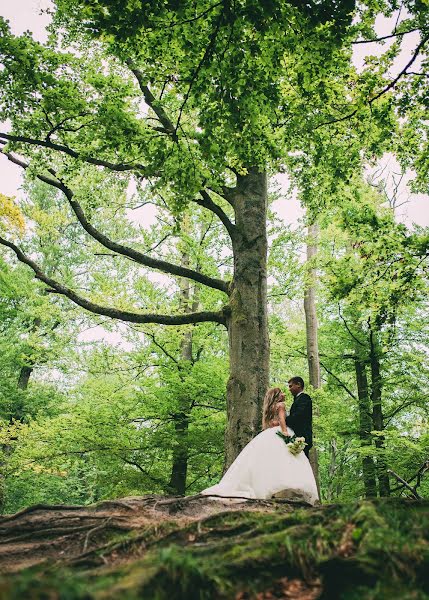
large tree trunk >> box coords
[224,168,270,467]
[354,345,377,498]
[369,328,390,497]
[303,222,321,494]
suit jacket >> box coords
[286,392,313,454]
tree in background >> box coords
[2,0,423,466]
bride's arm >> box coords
[276,402,288,434]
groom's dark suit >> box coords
[286,392,312,458]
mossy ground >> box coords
[0,498,428,599]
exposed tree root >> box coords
[0,497,428,599]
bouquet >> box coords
[276,431,307,456]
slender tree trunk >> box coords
[304,224,321,389]
[10,366,33,423]
[168,249,192,495]
[168,377,190,495]
[168,328,191,496]
[354,346,377,498]
[1,320,40,511]
[369,328,390,497]
[224,168,270,467]
[303,222,321,494]
[17,365,33,391]
[14,317,41,419]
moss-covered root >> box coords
[0,499,428,599]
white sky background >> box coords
[0,1,428,349]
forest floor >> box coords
[0,494,428,599]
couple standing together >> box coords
[202,377,319,505]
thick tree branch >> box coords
[0,132,147,173]
[0,236,227,326]
[126,64,178,139]
[0,149,229,294]
[193,190,237,240]
[127,64,238,215]
[217,185,237,208]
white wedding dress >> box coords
[201,426,319,505]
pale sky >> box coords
[0,0,427,228]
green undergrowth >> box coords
[0,498,428,600]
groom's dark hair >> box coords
[288,376,304,389]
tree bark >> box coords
[224,168,270,468]
[1,319,40,511]
[168,247,193,495]
[17,365,33,392]
[303,223,321,494]
[369,329,390,497]
[304,224,321,390]
[168,332,191,496]
[354,346,377,498]
[168,407,190,496]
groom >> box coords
[286,376,312,458]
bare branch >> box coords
[315,34,429,129]
[352,28,420,45]
[388,469,421,499]
[118,456,169,488]
[44,112,94,140]
[368,34,429,105]
[0,132,147,173]
[140,330,180,364]
[338,305,366,347]
[385,395,429,422]
[0,149,229,294]
[320,360,357,400]
[0,236,227,326]
[126,65,178,139]
[193,190,237,240]
[406,71,429,78]
[174,11,223,134]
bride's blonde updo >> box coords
[262,387,283,430]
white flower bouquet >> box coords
[276,431,307,455]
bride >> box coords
[201,387,319,504]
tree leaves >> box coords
[0,194,25,237]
